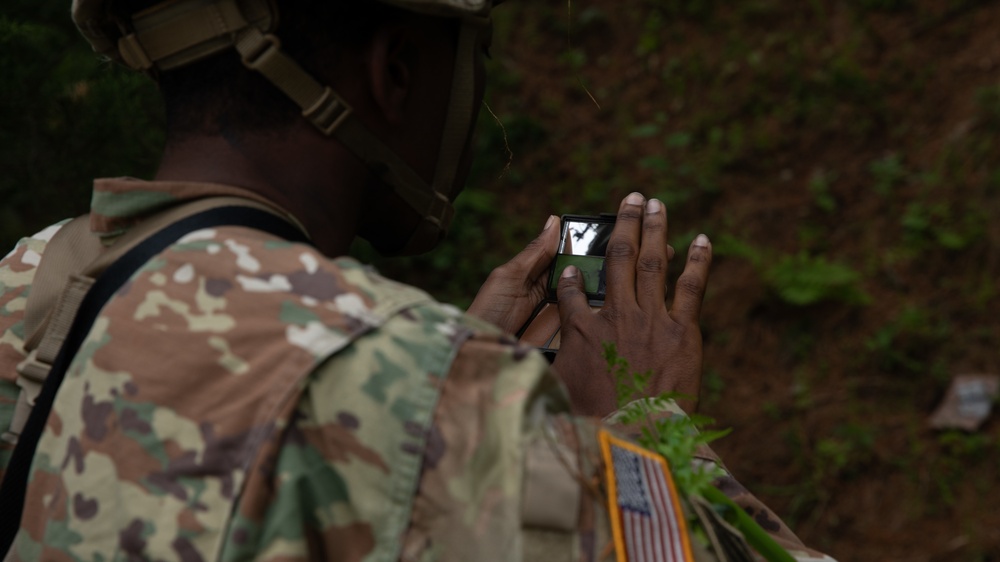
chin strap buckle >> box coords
[235,27,353,136]
[303,87,352,136]
[239,31,281,70]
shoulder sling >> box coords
[0,205,309,557]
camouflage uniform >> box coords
[0,178,831,561]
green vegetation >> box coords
[606,341,729,496]
[713,236,870,307]
[607,342,794,562]
[764,253,870,307]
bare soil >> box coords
[471,2,1000,560]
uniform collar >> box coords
[90,177,283,239]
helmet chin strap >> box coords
[246,18,492,254]
[106,0,489,255]
[326,16,489,255]
[402,16,485,254]
[234,18,488,255]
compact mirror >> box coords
[548,216,616,299]
[521,214,616,362]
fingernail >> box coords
[625,192,644,206]
[561,265,578,278]
[544,215,557,231]
[646,198,662,213]
[693,234,710,247]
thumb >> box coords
[555,265,590,328]
[507,215,560,281]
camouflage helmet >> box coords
[71,0,497,255]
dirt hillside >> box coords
[431,2,1000,560]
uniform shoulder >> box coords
[142,226,506,362]
[200,225,504,335]
[1,219,72,359]
[1,220,70,277]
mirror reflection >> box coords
[561,221,613,256]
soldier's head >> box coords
[72,0,497,254]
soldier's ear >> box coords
[367,24,414,126]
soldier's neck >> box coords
[154,127,366,258]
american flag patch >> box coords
[600,430,694,562]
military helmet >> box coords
[71,0,498,255]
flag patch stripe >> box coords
[600,430,694,562]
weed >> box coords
[709,236,869,307]
[900,201,982,252]
[865,305,950,374]
[666,131,693,148]
[647,0,717,22]
[629,123,662,139]
[976,85,1000,130]
[605,342,729,496]
[972,271,997,308]
[926,430,995,508]
[606,343,799,560]
[762,401,782,420]
[558,48,587,71]
[711,232,765,266]
[938,431,994,460]
[807,169,838,213]
[636,9,666,57]
[791,368,813,411]
[787,329,819,365]
[869,153,907,196]
[851,0,915,12]
[764,252,870,307]
[701,369,725,408]
[816,423,876,479]
[575,6,608,28]
[797,223,828,253]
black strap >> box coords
[0,206,309,555]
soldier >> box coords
[0,0,832,560]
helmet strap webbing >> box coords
[433,19,481,202]
[117,0,487,254]
[236,18,487,254]
[401,16,485,254]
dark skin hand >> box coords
[468,212,678,336]
[467,215,561,335]
[552,192,712,417]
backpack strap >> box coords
[3,196,301,445]
[2,216,103,446]
[0,204,309,556]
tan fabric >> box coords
[19,216,98,346]
[2,195,299,444]
[522,432,580,531]
[3,216,101,444]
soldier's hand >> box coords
[551,192,712,417]
[467,215,560,335]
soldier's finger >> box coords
[503,215,560,282]
[635,198,669,311]
[671,234,713,325]
[604,192,645,307]
[555,266,591,332]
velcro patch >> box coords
[599,430,694,562]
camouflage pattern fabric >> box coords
[1,220,70,475]
[0,178,833,561]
